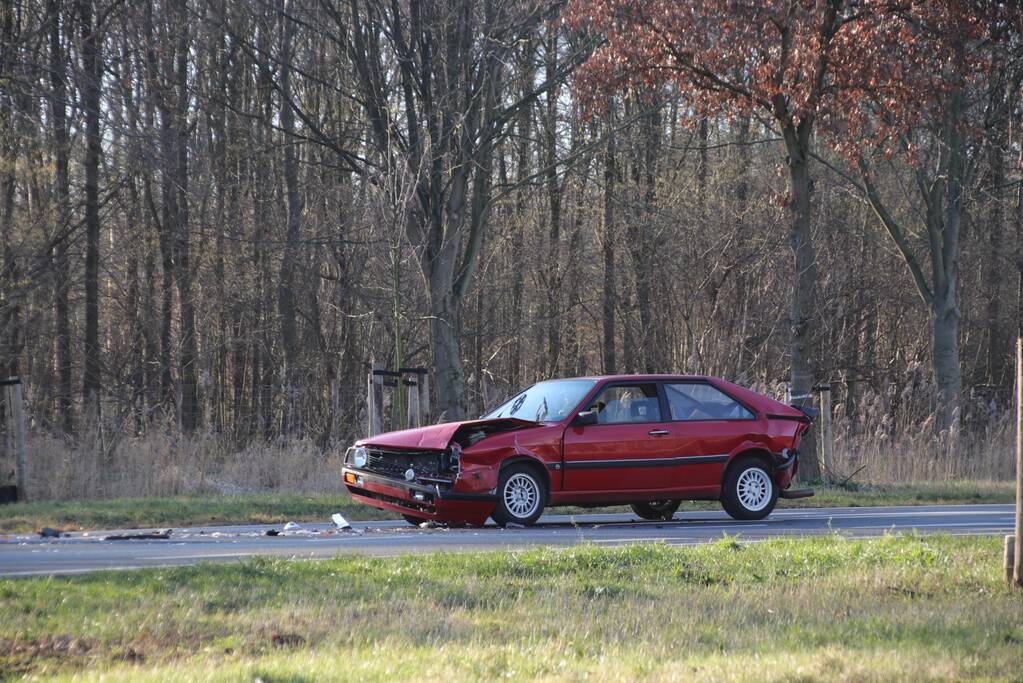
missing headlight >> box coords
[441,443,462,474]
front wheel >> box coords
[630,500,680,521]
[721,458,778,520]
[491,464,546,527]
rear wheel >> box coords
[630,500,680,521]
[721,458,777,520]
[491,464,546,527]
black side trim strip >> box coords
[438,491,497,502]
[565,455,728,470]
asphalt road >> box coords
[0,504,1014,577]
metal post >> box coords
[1013,336,1022,586]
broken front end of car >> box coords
[342,443,498,525]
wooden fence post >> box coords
[329,379,340,446]
[1012,336,1021,586]
[406,378,420,428]
[3,379,27,501]
[1006,534,1015,584]
[818,385,833,480]
[367,363,383,437]
[420,373,431,424]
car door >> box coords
[562,382,675,492]
[660,381,759,490]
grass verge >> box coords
[0,534,1020,681]
[0,479,1012,534]
[0,493,397,534]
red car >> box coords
[342,375,814,527]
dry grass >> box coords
[22,431,346,501]
[826,396,1015,483]
[12,388,1016,502]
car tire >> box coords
[630,500,681,521]
[491,464,546,527]
[721,457,778,520]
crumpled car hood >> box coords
[357,417,538,450]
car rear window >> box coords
[664,383,754,421]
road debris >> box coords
[330,512,363,534]
[103,529,172,541]
[282,521,302,531]
[265,529,281,536]
[38,527,64,538]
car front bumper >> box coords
[342,467,495,525]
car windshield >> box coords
[483,379,596,423]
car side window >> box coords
[587,384,661,424]
[664,383,754,421]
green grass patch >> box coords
[772,478,1013,507]
[0,493,398,534]
[0,480,1012,534]
[0,534,1019,680]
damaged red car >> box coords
[342,375,814,527]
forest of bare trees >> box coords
[1,0,1022,497]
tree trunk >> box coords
[79,0,102,413]
[47,0,73,436]
[983,132,1005,385]
[277,0,302,437]
[932,295,961,430]
[782,120,820,481]
[543,27,562,376]
[508,54,531,389]
[602,118,617,374]
[430,290,466,422]
[173,0,198,432]
[640,103,660,372]
[0,0,24,383]
[930,89,965,431]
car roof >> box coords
[549,374,716,383]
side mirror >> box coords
[573,409,598,427]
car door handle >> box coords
[648,429,669,436]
